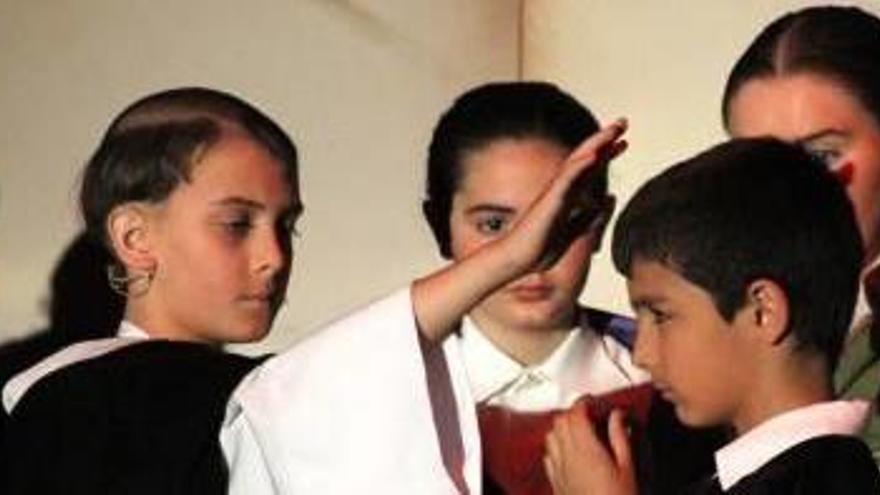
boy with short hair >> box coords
[544,138,880,494]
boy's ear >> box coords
[106,203,158,272]
[587,195,616,253]
[744,279,790,346]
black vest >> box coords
[1,340,265,495]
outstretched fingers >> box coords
[532,119,628,269]
[558,118,628,184]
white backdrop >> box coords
[0,0,520,353]
[4,1,880,354]
[524,0,880,316]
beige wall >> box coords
[0,0,520,353]
[524,0,880,316]
[6,1,880,354]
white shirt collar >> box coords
[458,314,647,412]
[116,320,152,340]
[715,399,871,490]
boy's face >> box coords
[449,137,605,333]
[627,259,753,430]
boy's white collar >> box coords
[715,399,871,490]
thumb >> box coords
[607,408,634,470]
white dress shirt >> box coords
[715,399,872,490]
[458,313,649,413]
[222,288,481,494]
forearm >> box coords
[412,239,527,342]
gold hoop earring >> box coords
[107,263,154,298]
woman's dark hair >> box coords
[722,6,880,128]
[423,81,601,258]
[613,138,863,370]
[79,87,298,248]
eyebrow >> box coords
[629,295,665,311]
[212,197,304,217]
[213,197,264,209]
[794,128,850,144]
[464,204,516,216]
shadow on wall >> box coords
[0,231,125,385]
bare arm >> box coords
[412,119,628,342]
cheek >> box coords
[448,223,489,259]
[851,151,880,202]
[163,231,240,287]
[845,145,880,250]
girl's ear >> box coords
[744,279,790,346]
[588,195,616,253]
[106,203,158,273]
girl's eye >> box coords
[223,217,254,237]
[475,215,508,235]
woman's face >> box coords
[726,73,880,262]
[144,133,301,344]
[448,137,605,333]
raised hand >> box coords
[509,119,628,272]
[412,119,628,343]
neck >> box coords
[732,355,832,435]
[123,299,210,344]
[469,309,575,366]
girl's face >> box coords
[145,133,300,344]
[727,73,880,262]
[448,137,604,334]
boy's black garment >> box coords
[684,435,880,494]
[1,340,264,495]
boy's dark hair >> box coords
[423,81,601,258]
[80,87,298,248]
[612,138,863,369]
[722,5,880,129]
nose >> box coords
[255,227,291,277]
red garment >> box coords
[478,382,654,495]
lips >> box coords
[508,284,553,301]
[241,289,281,308]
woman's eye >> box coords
[475,215,508,235]
[807,147,842,167]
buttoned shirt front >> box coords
[458,311,650,413]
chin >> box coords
[222,318,272,344]
[673,403,720,429]
[511,304,571,329]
